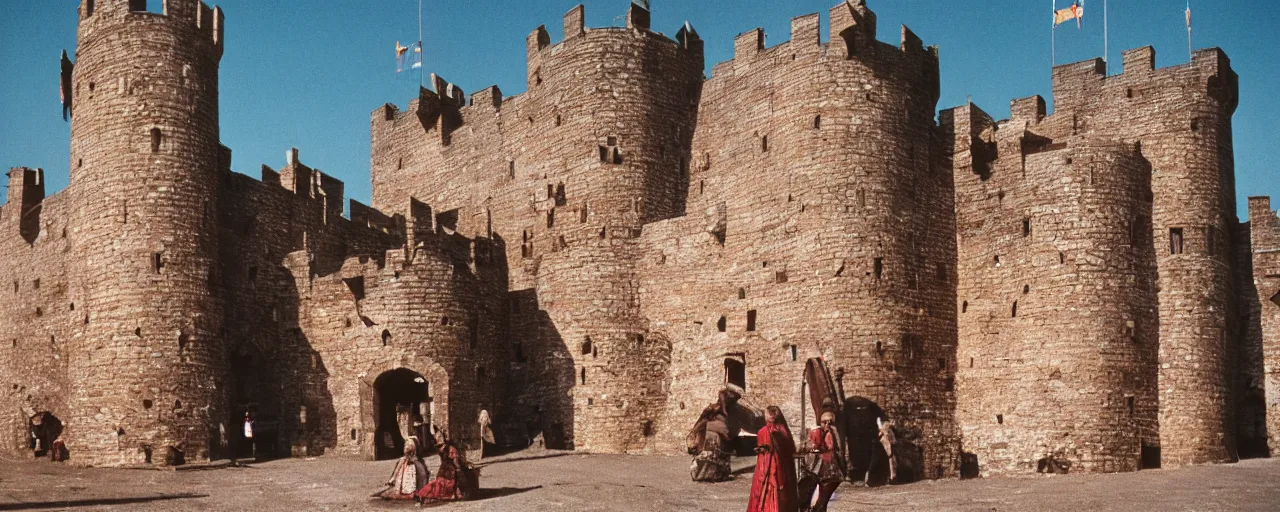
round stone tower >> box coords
[519,4,704,452]
[66,0,226,466]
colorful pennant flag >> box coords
[1054,1,1084,28]
[396,40,422,73]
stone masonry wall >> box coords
[368,4,704,452]
[949,101,1160,475]
[638,2,958,480]
[1248,197,1280,455]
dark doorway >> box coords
[29,412,64,458]
[1140,441,1161,470]
[373,368,430,461]
[724,356,746,389]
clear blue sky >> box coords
[2,0,1276,219]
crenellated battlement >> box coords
[713,0,937,83]
[78,0,224,58]
[1051,47,1237,117]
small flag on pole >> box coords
[396,41,422,73]
[1054,0,1084,28]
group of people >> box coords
[28,411,68,462]
[375,412,480,506]
[741,407,898,512]
[686,392,898,511]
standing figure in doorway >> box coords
[478,409,495,459]
[867,418,897,484]
[242,412,256,461]
[746,406,798,512]
[799,411,847,512]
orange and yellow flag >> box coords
[1054,1,1084,28]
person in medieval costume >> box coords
[868,417,897,484]
[412,414,438,490]
[374,436,422,501]
[799,411,847,512]
[746,406,798,512]
[689,402,732,482]
[415,435,480,504]
[478,409,495,459]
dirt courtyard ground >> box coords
[2,449,1278,511]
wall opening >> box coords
[508,160,516,179]
[581,337,593,356]
[746,310,757,332]
[717,316,727,332]
[580,367,587,385]
[813,115,822,129]
[381,330,391,346]
[789,344,797,361]
[873,258,883,280]
[1140,442,1161,470]
[1169,228,1184,254]
[760,135,769,152]
[546,208,555,228]
[1023,285,1030,294]
[962,301,968,313]
[839,27,858,59]
[738,288,746,299]
[372,368,429,461]
[1011,301,1018,318]
[1023,218,1031,237]
[1127,396,1135,416]
[153,252,164,273]
[150,127,162,153]
[724,356,746,389]
[996,414,1004,425]
[85,0,95,17]
[994,255,1001,266]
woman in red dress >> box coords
[414,439,479,504]
[747,406,798,512]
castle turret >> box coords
[66,0,226,466]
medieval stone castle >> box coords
[3,0,1277,479]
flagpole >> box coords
[418,0,424,88]
[1052,0,1056,66]
[1103,0,1109,68]
[1186,1,1193,61]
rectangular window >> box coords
[873,258,883,280]
[746,310,757,332]
[1169,228,1184,255]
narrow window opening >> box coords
[738,288,746,300]
[397,158,403,170]
[32,279,39,290]
[135,327,142,337]
[554,183,566,206]
[813,115,822,129]
[1023,218,1032,237]
[581,337,593,356]
[1059,251,1066,264]
[351,429,358,441]
[381,330,391,346]
[546,209,555,229]
[969,357,974,368]
[150,128,162,153]
[580,204,588,223]
[1127,397,1135,417]
[35,307,42,317]
[724,357,746,389]
[178,332,189,358]
[1190,118,1200,132]
[1023,285,1030,294]
[873,258,883,280]
[761,135,769,152]
[1125,88,1133,99]
[962,301,968,313]
[746,310,757,332]
[996,414,1004,425]
[857,189,866,209]
[938,358,947,370]
[994,255,1001,267]
[508,160,516,179]
[143,399,153,410]
[789,344,798,361]
[716,316,726,333]
[1011,301,1018,318]
[580,367,587,385]
[1169,228,1184,255]
[153,252,164,274]
[86,0,95,17]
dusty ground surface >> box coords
[1,449,1278,511]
